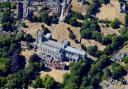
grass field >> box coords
[99,24,120,36]
[71,0,88,15]
[40,69,69,83]
[96,0,125,23]
[23,21,106,51]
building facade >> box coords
[36,29,86,62]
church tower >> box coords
[37,29,44,43]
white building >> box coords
[36,29,86,62]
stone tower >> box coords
[37,29,44,43]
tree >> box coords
[103,68,111,79]
[123,56,128,63]
[118,0,124,2]
[86,45,100,57]
[111,18,121,29]
[21,22,28,28]
[63,73,70,85]
[91,31,102,42]
[69,31,76,40]
[5,78,18,88]
[97,55,110,69]
[69,17,78,27]
[29,54,41,63]
[39,11,51,25]
[80,76,89,88]
[42,27,50,34]
[90,64,99,75]
[42,75,56,89]
[10,54,26,73]
[74,11,84,20]
[102,37,111,45]
[119,26,128,35]
[31,15,38,22]
[111,63,124,79]
[1,9,16,32]
[124,32,128,40]
[99,0,110,4]
[64,83,78,89]
[82,20,99,31]
[0,77,6,87]
[24,34,33,42]
[63,60,88,89]
[90,77,99,88]
[80,29,92,39]
[9,43,18,52]
[85,86,94,89]
[125,15,128,26]
[15,32,24,41]
[0,58,10,75]
[32,77,43,88]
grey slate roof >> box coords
[41,40,63,52]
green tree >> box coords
[24,34,33,42]
[123,56,128,63]
[42,75,56,89]
[0,58,10,75]
[103,68,111,79]
[125,15,128,25]
[111,18,121,29]
[69,17,78,27]
[63,73,70,85]
[69,31,76,40]
[39,11,51,24]
[99,0,110,4]
[32,77,43,88]
[111,63,124,79]
[29,54,41,63]
[119,26,128,35]
[90,64,99,75]
[87,45,100,57]
[64,83,78,89]
[9,43,17,52]
[15,32,24,41]
[124,32,128,40]
[80,29,92,39]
